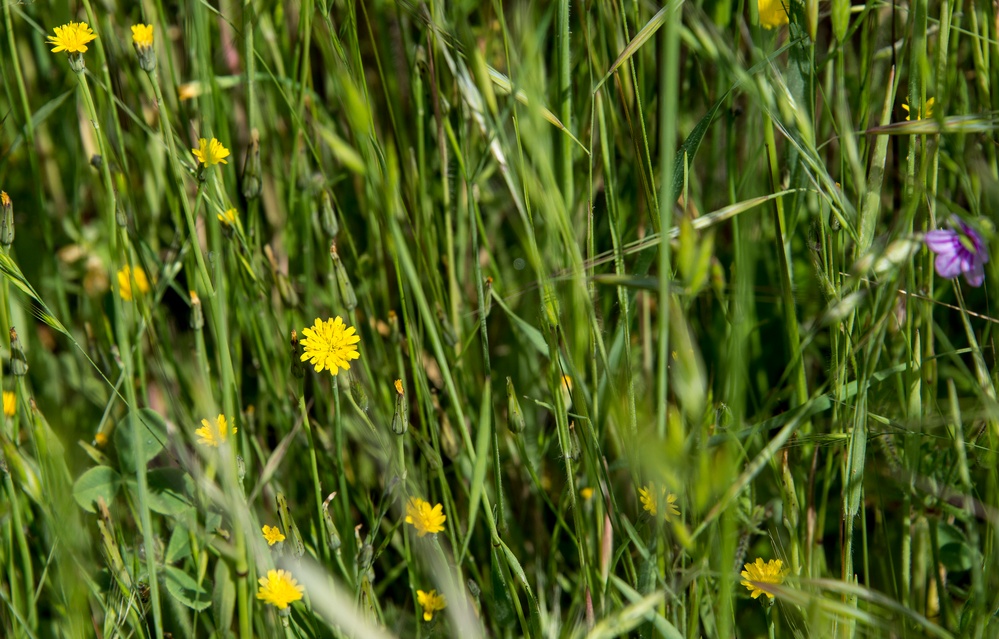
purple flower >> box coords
[925,217,989,287]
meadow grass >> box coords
[1,0,998,637]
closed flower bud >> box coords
[322,494,342,553]
[0,191,13,247]
[391,379,408,435]
[320,190,340,238]
[9,328,28,376]
[189,290,204,330]
[330,242,357,311]
[242,130,262,200]
[506,377,525,433]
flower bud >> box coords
[330,242,357,311]
[9,328,28,376]
[322,493,342,553]
[242,130,261,200]
[131,24,156,72]
[391,379,408,435]
[68,53,86,73]
[320,190,340,238]
[0,191,13,247]
[506,376,525,433]
[189,290,204,330]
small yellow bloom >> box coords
[178,82,202,101]
[2,391,15,417]
[417,589,447,622]
[94,432,109,447]
[192,137,230,167]
[740,558,789,600]
[131,24,153,49]
[217,208,238,226]
[405,497,446,537]
[580,487,594,500]
[394,379,404,394]
[117,265,150,301]
[262,525,286,546]
[195,414,237,447]
[47,21,98,54]
[638,484,680,519]
[256,569,304,610]
[300,316,361,376]
[0,192,9,207]
[758,0,789,29]
[902,97,935,121]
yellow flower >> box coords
[740,558,789,600]
[131,24,153,49]
[580,487,594,500]
[405,497,446,537]
[256,569,304,610]
[47,21,98,54]
[262,525,286,546]
[300,316,361,376]
[758,0,789,29]
[117,265,150,301]
[192,137,230,167]
[0,192,9,207]
[195,414,237,447]
[394,379,404,394]
[417,589,447,622]
[902,97,935,121]
[94,432,109,447]
[638,484,680,519]
[217,208,238,225]
[2,391,15,417]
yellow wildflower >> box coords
[405,497,446,537]
[262,525,286,546]
[2,391,14,417]
[417,589,447,622]
[299,316,361,376]
[758,0,789,29]
[94,432,109,447]
[902,97,935,121]
[256,569,304,610]
[117,265,150,301]
[192,137,230,167]
[47,21,97,54]
[131,24,153,49]
[394,379,404,394]
[217,208,238,225]
[580,487,594,500]
[740,558,789,600]
[195,414,237,447]
[638,484,680,519]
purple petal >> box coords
[925,230,958,253]
[935,252,963,278]
[965,261,985,287]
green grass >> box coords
[1,0,998,637]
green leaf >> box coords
[72,466,122,513]
[163,565,212,611]
[136,468,193,516]
[114,408,168,472]
[165,525,192,564]
[213,559,236,632]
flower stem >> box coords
[298,388,331,567]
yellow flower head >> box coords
[902,97,935,121]
[192,138,230,167]
[300,316,361,376]
[3,391,15,417]
[394,379,404,395]
[580,487,594,500]
[740,558,789,600]
[117,265,150,301]
[131,24,153,49]
[405,497,446,537]
[195,414,237,447]
[0,192,9,208]
[256,569,304,610]
[47,21,98,54]
[262,525,286,546]
[417,589,447,622]
[638,484,680,519]
[94,431,109,447]
[758,0,789,29]
[217,208,238,226]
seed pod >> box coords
[330,242,357,311]
[506,377,525,434]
